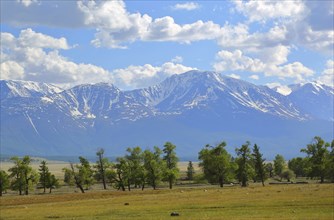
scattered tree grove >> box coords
[1,136,334,196]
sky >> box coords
[0,0,333,91]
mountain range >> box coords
[1,71,333,159]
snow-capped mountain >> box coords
[128,71,306,120]
[0,80,62,99]
[52,83,152,122]
[1,71,333,157]
[288,82,334,121]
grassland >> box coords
[1,183,333,219]
[1,161,333,219]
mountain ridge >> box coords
[1,71,333,157]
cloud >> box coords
[0,60,25,80]
[18,0,39,7]
[171,56,183,63]
[317,60,334,86]
[172,2,200,11]
[1,30,112,87]
[77,1,221,48]
[19,28,70,49]
[227,73,241,79]
[266,82,292,96]
[213,49,314,83]
[233,0,306,23]
[233,0,333,54]
[113,62,195,90]
[1,29,196,90]
[249,75,259,80]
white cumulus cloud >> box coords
[113,62,195,90]
[213,49,314,83]
[172,2,200,11]
[317,60,334,86]
[1,29,196,90]
[77,1,221,48]
[233,0,306,23]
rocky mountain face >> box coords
[1,71,333,158]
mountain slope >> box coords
[1,72,333,158]
[288,82,334,121]
[128,71,306,120]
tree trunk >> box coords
[78,184,85,193]
[219,176,224,188]
[169,178,172,189]
[261,179,265,187]
[241,177,247,187]
[49,188,52,193]
[152,179,156,190]
[25,174,29,195]
[127,179,131,191]
[102,176,107,190]
[320,176,324,183]
[99,156,107,190]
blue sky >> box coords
[1,0,333,91]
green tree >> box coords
[39,160,51,193]
[186,161,195,181]
[9,156,38,195]
[236,141,252,187]
[125,147,145,190]
[22,156,39,195]
[265,162,274,178]
[162,142,179,189]
[274,154,285,178]
[63,158,93,193]
[70,163,85,193]
[280,169,295,182]
[8,156,25,195]
[198,142,233,187]
[301,136,330,183]
[63,167,75,187]
[288,157,308,177]
[78,157,94,190]
[326,140,334,182]
[46,174,60,193]
[0,170,10,196]
[143,147,164,190]
[252,144,267,186]
[95,149,109,190]
[115,157,130,191]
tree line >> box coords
[0,136,333,196]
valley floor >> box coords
[1,183,333,220]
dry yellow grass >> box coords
[1,183,333,219]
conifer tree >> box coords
[39,160,51,193]
[187,161,195,181]
[252,144,266,186]
[236,141,252,187]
